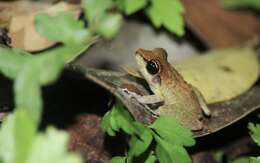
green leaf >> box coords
[125,0,147,15]
[35,13,90,45]
[14,110,37,163]
[128,122,153,157]
[116,0,148,15]
[155,143,172,163]
[0,48,30,79]
[0,109,83,163]
[109,156,126,163]
[81,0,113,24]
[109,110,121,133]
[0,43,89,124]
[0,112,16,163]
[144,153,157,163]
[0,110,36,163]
[35,44,89,85]
[249,123,260,146]
[81,0,123,39]
[250,157,260,163]
[110,102,137,135]
[154,135,191,163]
[14,67,42,124]
[27,127,82,163]
[113,0,125,11]
[97,14,122,39]
[146,0,185,36]
[230,157,250,163]
[101,102,138,136]
[150,116,195,147]
[222,0,260,11]
[101,111,117,136]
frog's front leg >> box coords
[192,86,211,116]
[134,94,164,104]
[121,88,163,115]
[122,88,164,104]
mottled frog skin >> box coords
[134,48,210,130]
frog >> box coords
[132,48,210,130]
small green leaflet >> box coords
[0,110,82,163]
[34,44,89,85]
[114,0,148,15]
[128,122,153,157]
[149,116,195,147]
[101,111,117,136]
[102,103,153,162]
[26,127,82,163]
[14,67,42,124]
[248,122,260,162]
[96,14,122,39]
[144,152,157,163]
[154,134,191,163]
[124,0,147,15]
[0,48,30,79]
[35,13,90,45]
[250,157,260,163]
[82,0,122,39]
[146,0,185,36]
[109,102,137,135]
[101,102,137,135]
[249,123,260,146]
[230,157,250,163]
[82,0,113,24]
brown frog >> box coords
[133,48,210,130]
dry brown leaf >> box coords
[182,0,260,48]
[176,48,259,104]
[6,1,80,51]
[0,1,49,28]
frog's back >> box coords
[159,67,204,130]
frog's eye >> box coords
[146,61,159,75]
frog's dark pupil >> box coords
[146,61,159,75]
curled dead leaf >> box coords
[71,65,260,137]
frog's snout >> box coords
[136,48,150,56]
